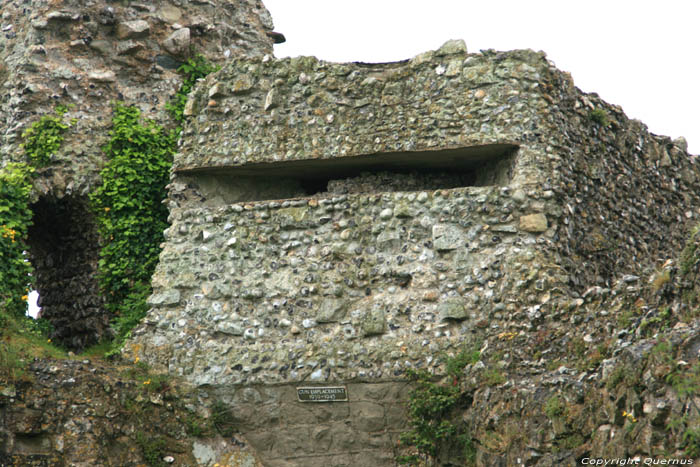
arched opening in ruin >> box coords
[178,143,518,204]
[26,195,110,350]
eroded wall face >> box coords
[127,46,569,465]
[1,0,275,185]
[0,0,276,345]
[27,196,107,349]
[552,105,700,290]
[135,182,560,386]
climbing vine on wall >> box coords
[21,105,74,167]
[0,163,35,318]
[1,105,74,337]
[2,106,71,316]
[90,55,219,350]
[2,106,72,320]
[90,103,176,344]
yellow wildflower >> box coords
[143,379,151,385]
[1,226,17,241]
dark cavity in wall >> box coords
[26,195,110,350]
[178,144,518,204]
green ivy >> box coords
[90,55,217,354]
[0,163,35,318]
[90,103,176,346]
[165,54,219,123]
[21,106,73,167]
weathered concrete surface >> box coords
[205,382,410,467]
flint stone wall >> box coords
[129,43,569,387]
[127,42,700,465]
[132,41,700,387]
[1,0,275,193]
[0,0,275,348]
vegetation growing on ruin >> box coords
[166,54,219,124]
[0,163,35,319]
[90,103,176,350]
[589,108,610,127]
[0,144,64,384]
[544,393,566,419]
[397,369,476,466]
[397,345,481,465]
[135,431,169,467]
[444,345,482,379]
[87,55,219,355]
[210,400,238,437]
[680,222,700,276]
[649,340,700,457]
[21,105,74,167]
[0,308,65,382]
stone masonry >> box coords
[0,0,276,348]
[2,0,700,463]
[126,39,700,465]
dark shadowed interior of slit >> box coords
[179,144,518,205]
[26,195,110,350]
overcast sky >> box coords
[264,0,699,155]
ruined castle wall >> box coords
[125,42,700,464]
[1,0,275,188]
[544,87,700,289]
[130,44,569,385]
[126,44,574,465]
[1,0,698,460]
[478,50,700,288]
[0,0,275,347]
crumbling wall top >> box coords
[0,0,276,197]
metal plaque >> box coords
[297,386,348,402]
